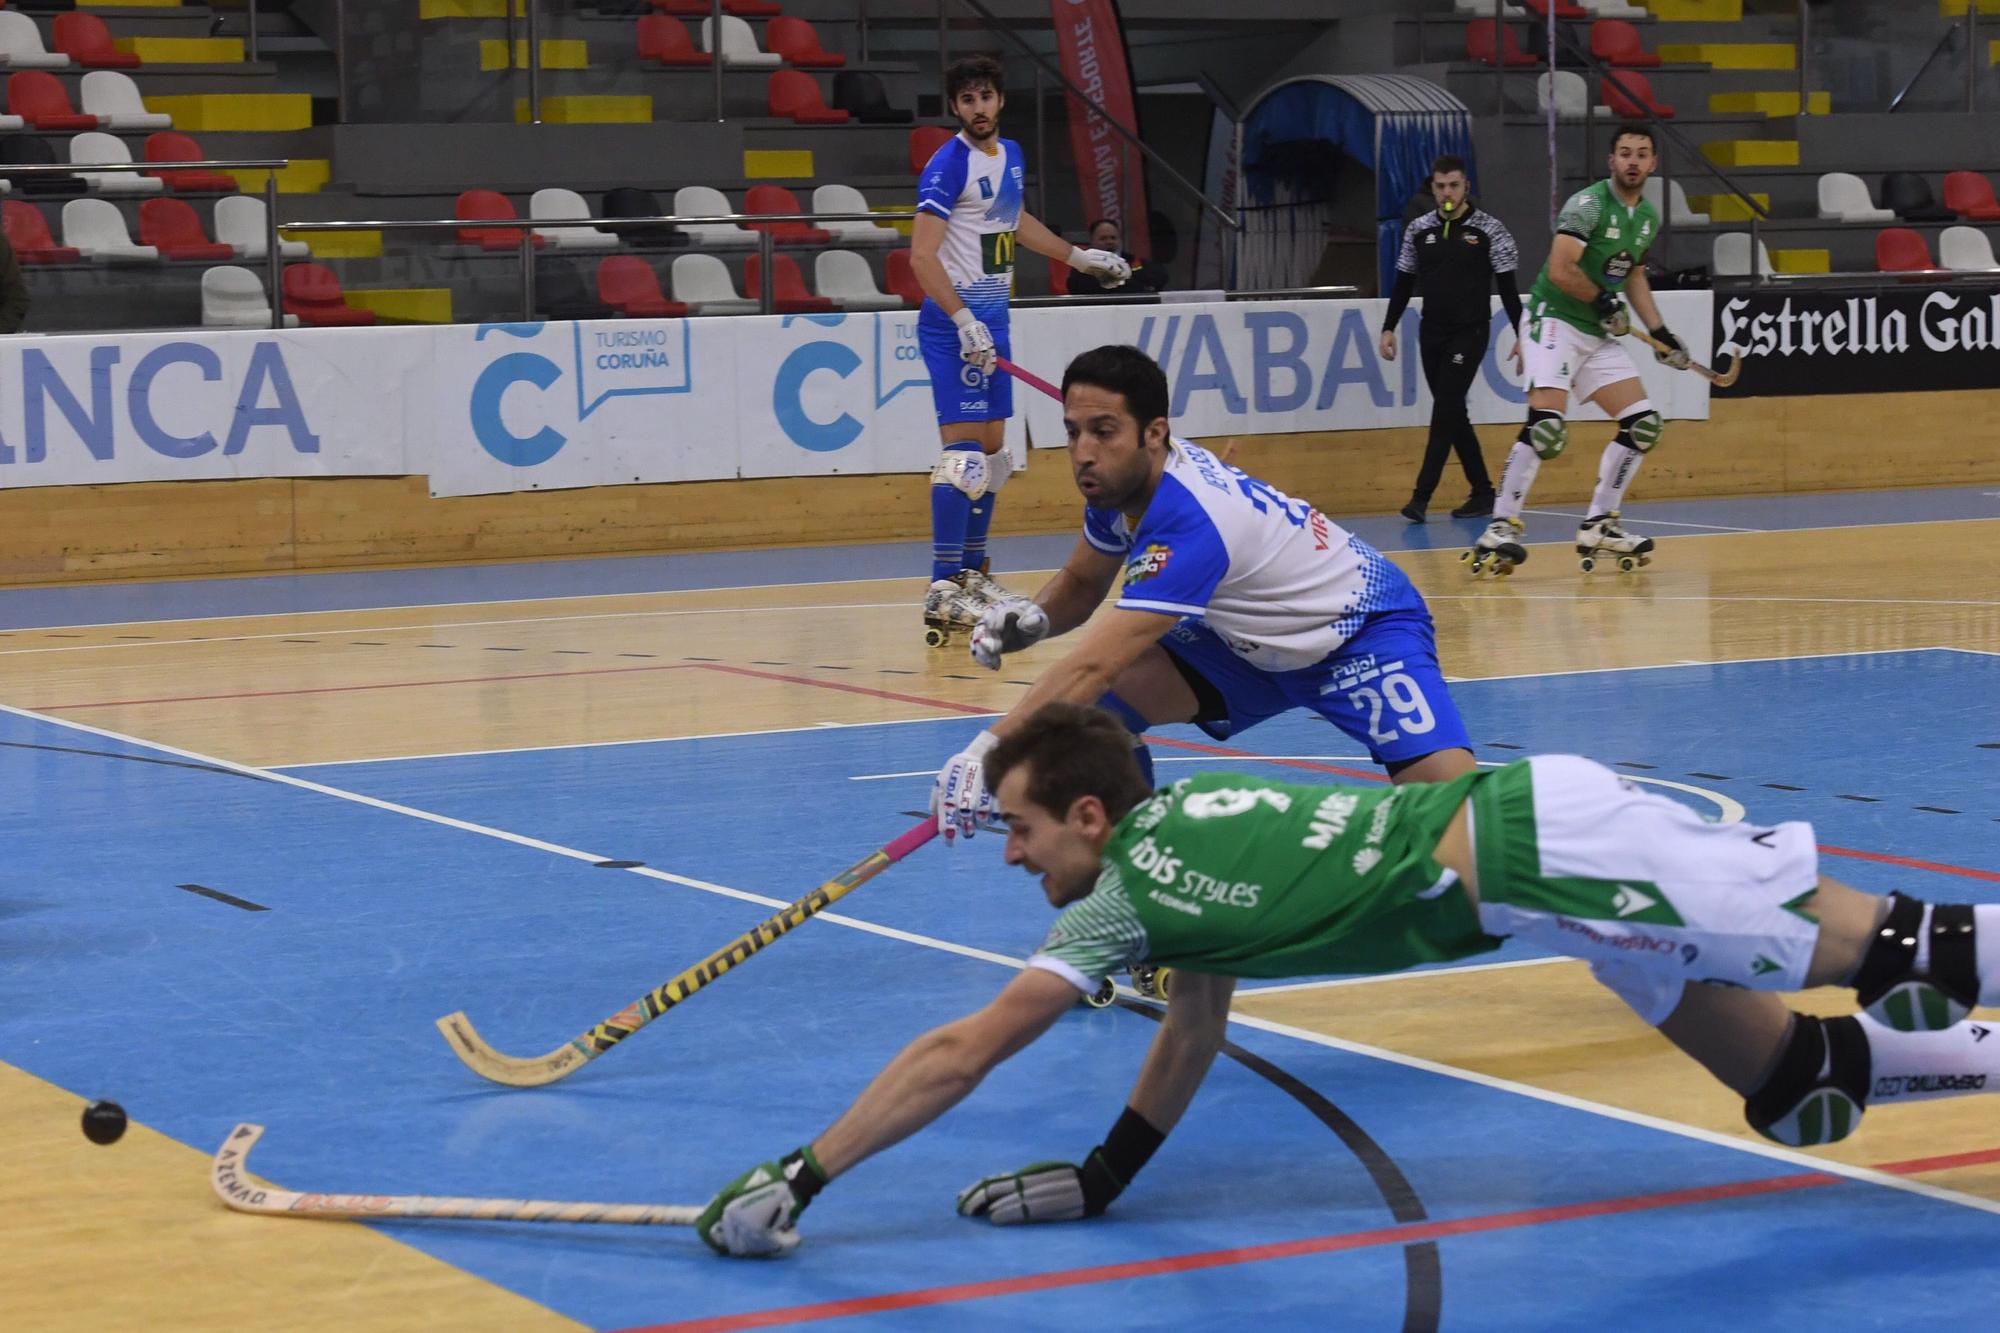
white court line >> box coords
[1522,507,1761,533]
[1425,594,2000,607]
[5,700,1997,1217]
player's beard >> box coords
[960,114,998,145]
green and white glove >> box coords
[698,1146,826,1257]
[956,1149,1127,1225]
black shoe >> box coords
[1400,501,1427,524]
[1451,492,1496,518]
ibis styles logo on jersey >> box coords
[1126,543,1173,583]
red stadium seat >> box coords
[1942,170,2000,221]
[743,252,834,312]
[10,71,101,131]
[455,188,542,251]
[1466,20,1537,68]
[596,255,689,317]
[1601,69,1673,119]
[1874,228,1934,273]
[767,69,849,124]
[884,247,922,307]
[283,262,377,326]
[648,0,709,14]
[767,16,843,67]
[1590,19,1661,68]
[2,198,81,263]
[742,183,834,243]
[723,0,782,15]
[138,196,233,260]
[909,125,953,176]
[53,13,140,68]
[636,15,710,66]
[1047,252,1069,295]
[1516,0,1588,18]
[144,131,237,192]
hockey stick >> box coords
[212,1123,700,1227]
[437,819,938,1086]
[1630,328,1743,388]
[995,355,1063,402]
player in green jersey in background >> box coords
[1467,124,1693,576]
[697,703,2000,1257]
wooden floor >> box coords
[3,513,1998,1328]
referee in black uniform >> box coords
[1378,155,1523,523]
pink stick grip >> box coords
[995,356,1062,403]
[881,819,941,863]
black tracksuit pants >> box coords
[1411,321,1495,505]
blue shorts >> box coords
[1158,608,1472,767]
[918,303,1013,425]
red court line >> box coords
[623,1145,2000,1333]
[38,662,694,710]
[1818,844,2000,884]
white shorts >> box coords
[1470,755,1823,1026]
[1519,311,1644,405]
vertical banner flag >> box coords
[1050,0,1151,256]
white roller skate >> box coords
[1575,511,1654,573]
[958,566,1026,609]
[922,572,986,648]
[1462,517,1527,577]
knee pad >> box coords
[930,444,988,500]
[1745,1015,1870,1146]
[1519,409,1567,461]
[1617,404,1664,454]
[983,447,1013,494]
[1852,893,1978,1032]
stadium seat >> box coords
[203,265,298,328]
[1590,19,1660,68]
[743,183,833,244]
[670,252,758,314]
[2,198,80,262]
[810,183,898,244]
[743,251,833,312]
[214,194,309,260]
[1601,70,1672,119]
[53,13,140,69]
[674,184,756,246]
[531,187,619,251]
[648,0,710,14]
[602,185,683,247]
[1939,225,2000,271]
[81,71,170,130]
[767,16,843,67]
[0,132,81,197]
[636,15,710,67]
[723,0,782,15]
[1881,172,1956,223]
[0,12,71,69]
[1875,227,1934,273]
[1537,71,1608,120]
[596,255,689,317]
[832,71,912,124]
[701,15,782,68]
[70,131,161,195]
[1640,176,1708,225]
[1466,19,1537,68]
[1577,0,1648,18]
[537,263,613,321]
[283,262,376,326]
[456,189,542,251]
[1816,172,1894,223]
[62,197,158,261]
[144,131,237,193]
[1942,170,2000,221]
[768,69,850,124]
[1711,232,1773,278]
[11,71,100,131]
[815,249,904,310]
[883,247,922,306]
[139,196,233,260]
[1514,0,1588,18]
[1048,252,1070,295]
[909,125,953,175]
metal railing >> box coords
[1890,8,1983,114]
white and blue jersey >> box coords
[915,132,1025,425]
[1084,438,1470,765]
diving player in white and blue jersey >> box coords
[931,344,1476,839]
[911,56,1133,642]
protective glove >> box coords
[956,1150,1126,1225]
[698,1147,826,1258]
[1067,246,1133,288]
[1592,291,1629,338]
[952,307,996,375]
[931,730,1001,840]
[969,599,1050,671]
[1649,325,1691,369]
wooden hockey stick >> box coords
[1630,328,1743,388]
[995,355,1062,402]
[437,819,939,1086]
[211,1123,699,1226]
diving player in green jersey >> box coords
[697,703,2000,1256]
[1467,123,1693,576]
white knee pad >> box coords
[984,447,1013,494]
[930,447,989,500]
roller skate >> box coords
[1462,517,1527,577]
[1575,511,1653,573]
[922,572,986,648]
[959,566,1027,609]
[1130,964,1174,1001]
[1084,977,1116,1008]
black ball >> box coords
[81,1100,127,1146]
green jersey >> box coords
[1030,770,1504,988]
[1526,179,1661,337]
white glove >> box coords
[1067,246,1132,288]
[952,306,996,375]
[969,599,1049,671]
[957,1151,1125,1224]
[932,729,1001,841]
[698,1157,817,1258]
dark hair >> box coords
[1087,217,1118,235]
[1430,154,1467,179]
[985,703,1153,824]
[1611,123,1656,153]
[1060,344,1170,434]
[945,55,1004,103]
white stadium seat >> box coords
[1576,0,1649,19]
[202,265,298,328]
[0,12,72,69]
[701,15,782,68]
[1641,176,1710,226]
[1538,71,1610,120]
[673,185,756,247]
[80,71,171,131]
[811,184,899,244]
[69,131,163,195]
[1711,231,1774,278]
[815,249,904,311]
[671,252,759,314]
[214,194,309,260]
[62,197,159,262]
[530,187,619,251]
[1816,172,1895,224]
[1939,225,2000,272]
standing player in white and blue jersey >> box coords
[911,55,1134,645]
[931,344,1476,839]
